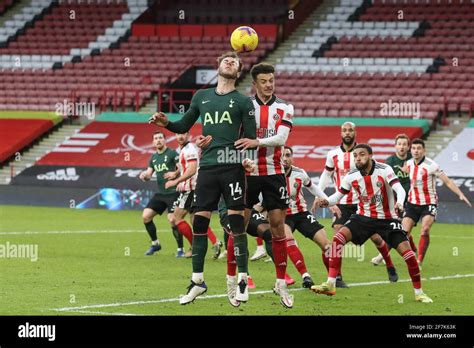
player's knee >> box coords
[168,214,176,227]
[142,214,152,224]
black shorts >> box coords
[246,209,269,238]
[403,202,437,223]
[246,174,289,211]
[286,211,325,240]
[344,214,409,249]
[194,164,246,212]
[175,190,195,212]
[332,204,358,227]
[146,192,179,215]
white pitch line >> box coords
[0,229,164,235]
[50,273,474,313]
[64,309,140,316]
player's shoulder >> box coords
[327,147,340,157]
[423,157,437,166]
[291,165,306,175]
[375,161,390,169]
[384,154,396,163]
[346,168,359,177]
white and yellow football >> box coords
[230,26,258,53]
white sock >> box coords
[226,274,236,281]
[276,278,286,287]
[192,273,204,284]
[327,277,337,287]
[152,240,159,246]
[414,288,423,296]
[237,272,248,282]
[302,272,310,279]
[256,245,265,252]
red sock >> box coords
[408,234,417,253]
[226,235,236,276]
[176,220,193,245]
[272,237,287,279]
[418,234,430,263]
[207,227,217,245]
[402,249,421,289]
[256,237,263,246]
[286,239,308,276]
[377,241,394,269]
[328,232,346,279]
[322,250,330,272]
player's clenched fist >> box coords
[148,112,169,127]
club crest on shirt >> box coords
[293,182,300,189]
[272,113,280,121]
[376,181,383,187]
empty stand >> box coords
[274,0,474,121]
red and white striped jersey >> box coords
[407,157,443,205]
[285,166,312,215]
[177,142,198,192]
[339,161,400,219]
[251,94,293,176]
[324,144,358,205]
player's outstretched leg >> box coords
[313,227,348,288]
[286,238,313,288]
[179,214,210,305]
[311,229,350,296]
[228,213,249,302]
[143,208,161,255]
[225,235,240,307]
[370,234,398,282]
[396,241,433,303]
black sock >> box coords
[172,226,183,249]
[228,214,248,273]
[144,221,157,242]
[263,230,274,260]
[223,228,229,250]
[192,215,210,273]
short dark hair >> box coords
[250,63,275,81]
[354,143,373,154]
[217,51,243,72]
[411,138,425,148]
[395,133,410,145]
[284,145,293,155]
[153,131,165,138]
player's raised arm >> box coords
[439,172,472,207]
[149,92,201,134]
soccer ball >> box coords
[230,26,258,53]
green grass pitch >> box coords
[0,205,472,315]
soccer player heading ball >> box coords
[149,51,256,305]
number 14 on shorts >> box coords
[229,182,243,200]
